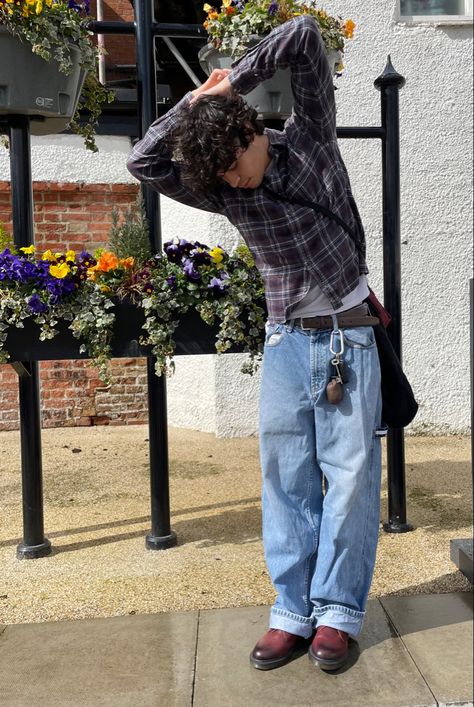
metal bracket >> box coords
[10,361,32,378]
[161,37,202,88]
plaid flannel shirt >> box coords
[126,15,369,323]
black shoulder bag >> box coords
[262,186,418,428]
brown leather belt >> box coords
[290,303,380,331]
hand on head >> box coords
[191,69,232,104]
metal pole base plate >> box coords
[382,521,414,534]
[145,530,178,550]
[16,538,52,559]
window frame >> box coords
[398,0,473,23]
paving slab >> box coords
[380,592,474,707]
[193,600,436,707]
[0,611,198,707]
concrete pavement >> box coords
[0,592,472,707]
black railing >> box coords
[1,1,414,559]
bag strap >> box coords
[261,186,358,241]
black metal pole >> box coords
[134,0,177,549]
[375,58,413,533]
[8,115,52,559]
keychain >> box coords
[326,322,348,405]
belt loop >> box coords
[331,314,338,332]
[285,318,295,333]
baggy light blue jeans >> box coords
[259,320,383,639]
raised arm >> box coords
[126,93,223,213]
[228,15,336,140]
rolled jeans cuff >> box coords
[312,604,365,638]
[269,608,314,639]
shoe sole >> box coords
[250,639,312,671]
[308,645,348,671]
[249,653,295,670]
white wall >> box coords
[321,0,473,434]
[1,1,472,434]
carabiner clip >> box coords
[329,328,344,357]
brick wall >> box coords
[90,0,136,82]
[0,181,150,432]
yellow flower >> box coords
[49,262,70,279]
[209,246,224,263]
[222,0,232,7]
[66,250,76,262]
[203,3,213,11]
[42,249,55,261]
[209,10,218,18]
[100,285,111,293]
[19,245,35,255]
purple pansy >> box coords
[189,246,211,265]
[208,271,229,296]
[27,294,48,314]
[268,0,278,15]
[183,259,201,281]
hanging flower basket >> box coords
[0,28,85,136]
[0,0,113,150]
[199,38,341,120]
[197,2,354,119]
[0,240,267,382]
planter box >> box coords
[4,302,262,362]
[199,39,341,120]
[0,28,85,136]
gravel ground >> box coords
[0,427,472,625]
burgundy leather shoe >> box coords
[250,629,308,670]
[308,626,350,670]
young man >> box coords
[127,15,382,672]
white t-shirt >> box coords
[289,275,370,318]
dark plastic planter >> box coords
[0,28,85,136]
[199,38,341,120]
[4,301,262,362]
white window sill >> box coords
[398,15,473,24]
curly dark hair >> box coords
[169,91,264,193]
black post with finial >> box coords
[375,57,413,533]
[8,115,52,558]
[134,0,177,550]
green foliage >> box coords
[107,194,152,266]
[0,222,13,252]
[203,0,355,59]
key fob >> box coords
[326,378,344,404]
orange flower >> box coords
[119,257,135,270]
[209,10,218,18]
[96,251,119,272]
[344,19,356,39]
[225,5,236,15]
